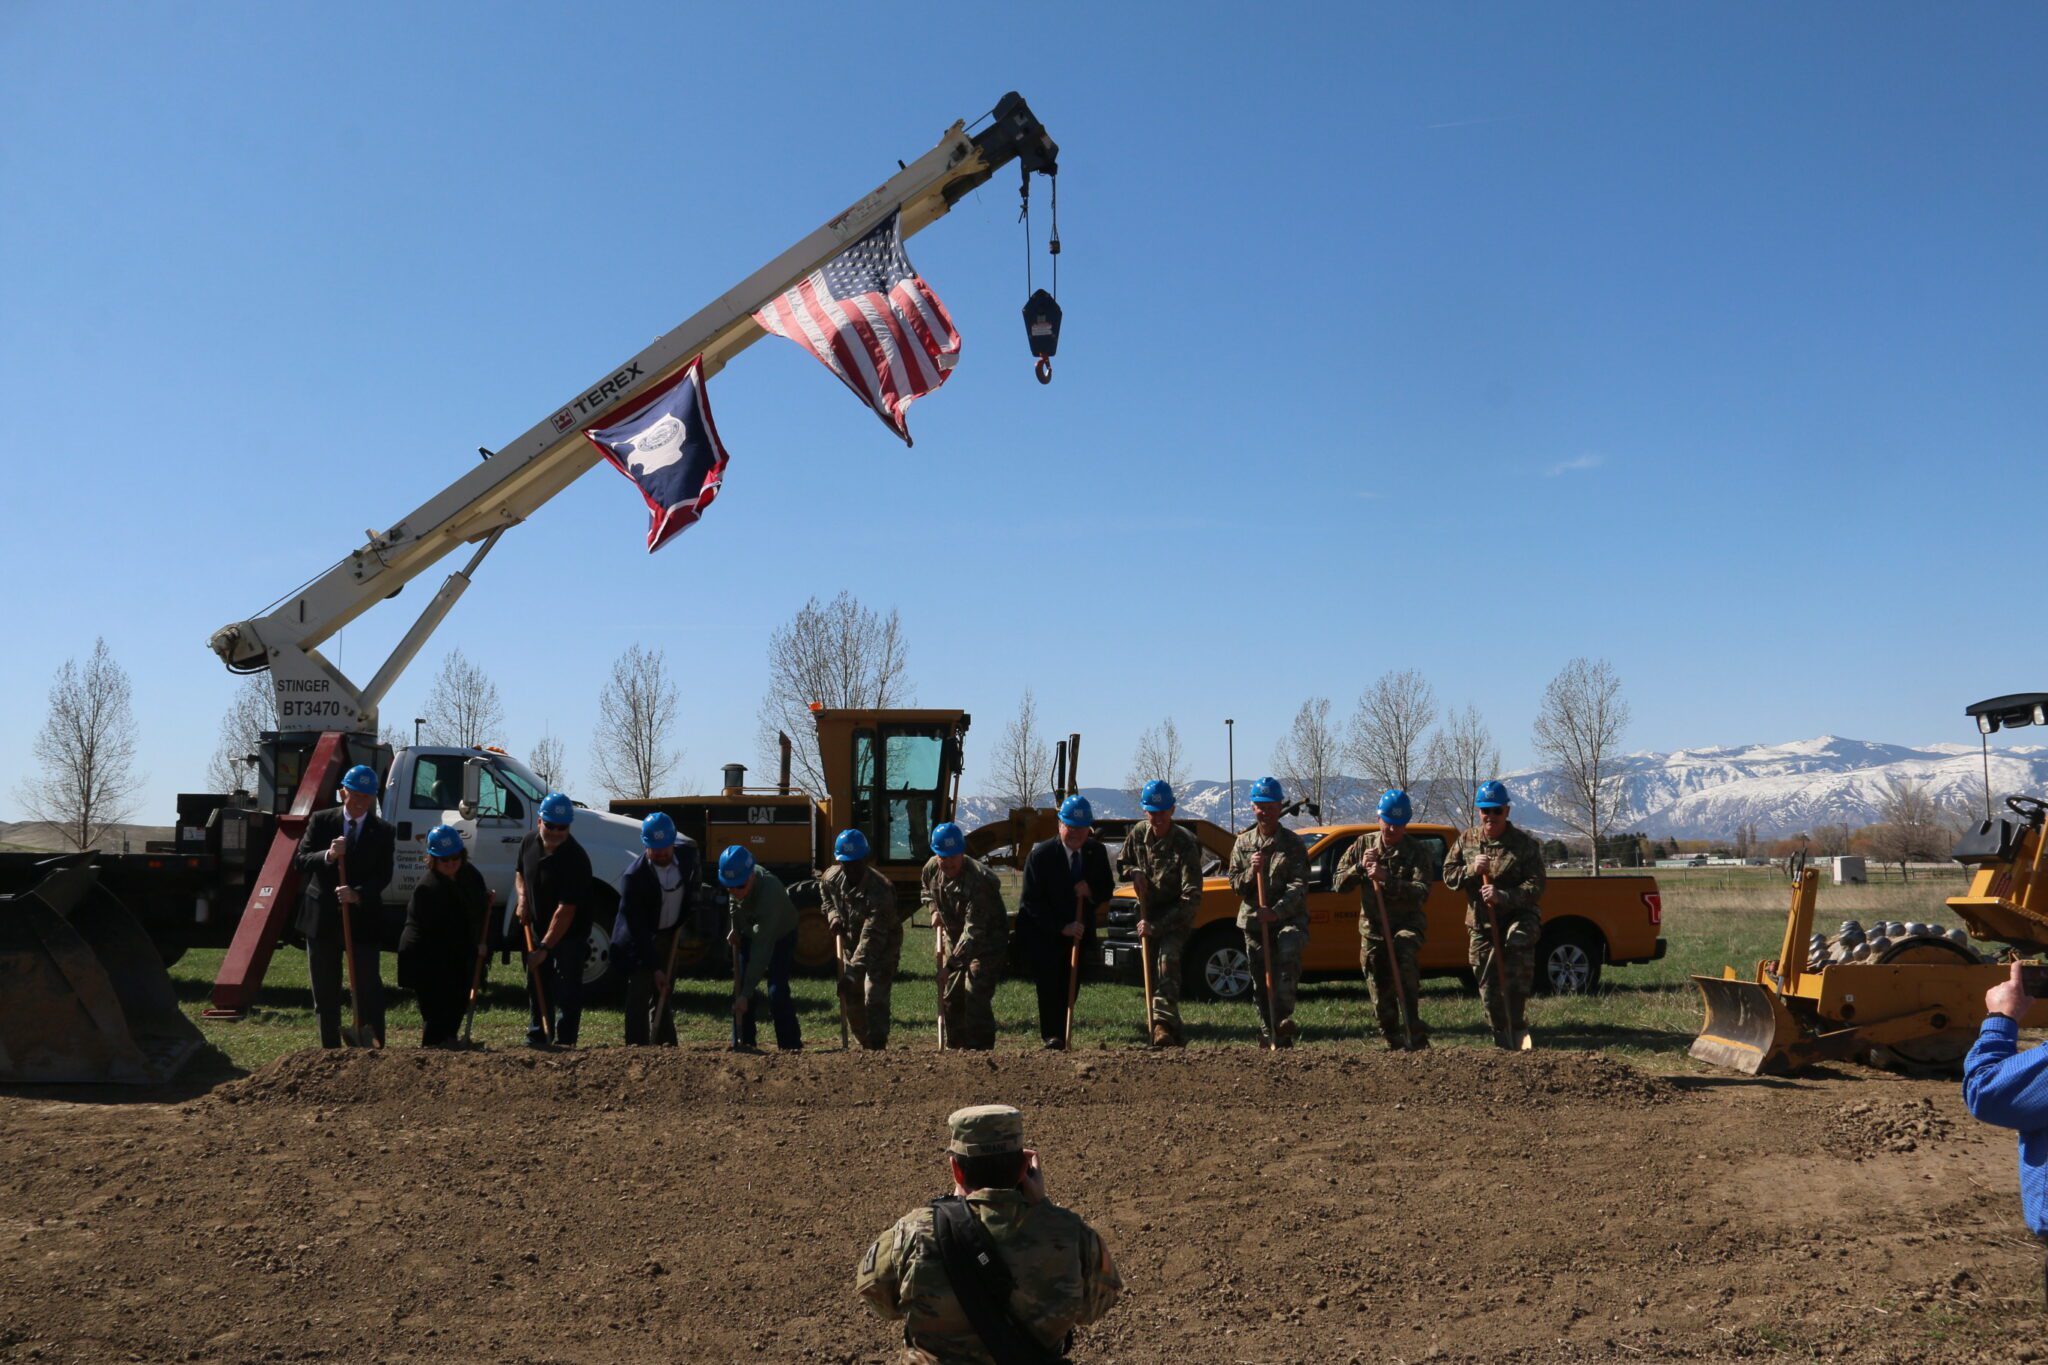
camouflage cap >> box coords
[946,1104,1025,1157]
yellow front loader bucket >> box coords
[1689,972,1805,1075]
[0,856,205,1085]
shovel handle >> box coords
[335,845,377,1048]
[521,918,553,1044]
[1255,865,1279,1050]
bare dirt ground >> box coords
[2,1047,2043,1363]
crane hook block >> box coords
[1023,287,1061,387]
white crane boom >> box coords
[209,95,1057,735]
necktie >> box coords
[1069,848,1082,881]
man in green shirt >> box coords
[719,845,801,1052]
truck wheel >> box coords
[1533,923,1602,995]
[580,882,624,1001]
[1186,924,1252,1003]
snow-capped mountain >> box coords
[953,737,2048,841]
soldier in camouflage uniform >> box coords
[856,1104,1123,1364]
[922,822,1008,1051]
[1333,789,1432,1050]
[821,829,903,1049]
[1115,780,1206,1047]
[1226,776,1311,1047]
[1440,780,1548,1048]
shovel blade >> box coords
[1689,974,1800,1075]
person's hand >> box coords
[1367,859,1387,887]
[732,995,750,1018]
[654,970,669,995]
[1987,961,2036,1021]
[531,944,549,964]
[327,837,348,863]
[336,886,358,907]
[1019,1149,1046,1204]
[1472,854,1493,879]
[1061,920,1084,939]
[1252,850,1267,875]
[1479,883,1500,908]
[1135,919,1152,939]
[726,931,740,950]
[1258,907,1279,924]
[515,903,532,927]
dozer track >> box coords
[0,855,205,1085]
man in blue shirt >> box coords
[1963,961,2048,1305]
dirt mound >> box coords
[0,1046,2032,1363]
[1825,1095,1956,1157]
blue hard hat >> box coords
[1474,780,1510,810]
[1140,780,1177,813]
[641,812,677,850]
[931,822,966,858]
[340,764,379,795]
[425,824,464,858]
[1058,794,1094,828]
[1249,776,1283,805]
[1377,789,1412,827]
[834,829,870,862]
[718,845,755,888]
[539,792,576,826]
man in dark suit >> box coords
[1017,795,1114,1048]
[293,762,393,1048]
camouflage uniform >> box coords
[1334,831,1432,1048]
[1114,821,1206,1043]
[1226,824,1311,1046]
[921,855,1009,1051]
[857,1105,1123,1364]
[821,862,902,1049]
[1441,821,1547,1043]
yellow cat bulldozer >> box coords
[1691,692,2048,1075]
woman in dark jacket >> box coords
[399,824,491,1047]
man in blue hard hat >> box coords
[1441,781,1547,1048]
[922,821,1009,1050]
[614,811,699,1046]
[821,828,902,1049]
[515,792,594,1047]
[398,823,490,1048]
[1335,790,1432,1050]
[1227,777,1312,1047]
[720,845,802,1051]
[1116,780,1205,1047]
[293,762,393,1048]
[1017,795,1114,1048]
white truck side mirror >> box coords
[459,759,484,820]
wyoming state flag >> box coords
[583,359,730,552]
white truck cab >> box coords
[381,745,646,988]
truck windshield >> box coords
[491,755,548,803]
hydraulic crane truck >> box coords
[0,95,1059,1079]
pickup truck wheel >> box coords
[1533,923,1602,995]
[1186,924,1252,1003]
[580,882,624,1001]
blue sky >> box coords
[4,2,2045,822]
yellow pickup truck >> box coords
[1097,822,1665,1001]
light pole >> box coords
[413,717,426,746]
[1225,718,1236,832]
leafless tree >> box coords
[592,644,682,800]
[1864,774,1951,881]
[1531,658,1632,878]
[1809,822,1854,857]
[755,591,911,793]
[1125,717,1190,803]
[1344,669,1438,802]
[1272,696,1340,820]
[19,638,143,850]
[529,733,569,793]
[1421,704,1501,829]
[988,688,1053,814]
[207,675,278,793]
[422,648,504,750]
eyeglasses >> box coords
[541,822,570,833]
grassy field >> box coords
[160,866,1983,1074]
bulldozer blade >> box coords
[1689,974,1801,1076]
[0,856,205,1085]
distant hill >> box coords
[0,821,174,854]
[954,735,2048,841]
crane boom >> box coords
[208,94,1056,735]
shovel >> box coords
[1134,872,1156,1045]
[334,846,377,1049]
[1366,856,1415,1051]
[833,929,852,1049]
[521,917,554,1045]
[1479,850,1532,1051]
[1254,865,1279,1051]
[933,920,949,1052]
[651,906,688,1047]
[1062,882,1088,1050]
[461,890,495,1046]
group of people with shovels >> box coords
[296,762,1548,1053]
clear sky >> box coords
[4,2,2045,822]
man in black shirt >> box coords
[515,791,594,1047]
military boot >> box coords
[1149,1022,1177,1048]
[1275,1018,1298,1048]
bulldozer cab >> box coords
[812,708,969,875]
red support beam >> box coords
[204,731,351,1019]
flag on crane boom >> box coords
[752,211,959,445]
[583,359,730,553]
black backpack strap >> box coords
[927,1196,1066,1365]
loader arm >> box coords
[206,94,1057,735]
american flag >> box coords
[752,212,959,445]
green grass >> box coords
[165,867,1976,1074]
